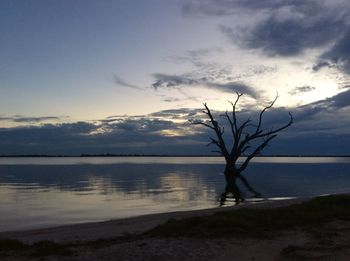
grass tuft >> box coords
[146,195,350,238]
[0,239,74,257]
[0,239,25,252]
[30,240,74,257]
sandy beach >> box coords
[0,197,308,244]
[2,196,350,260]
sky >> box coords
[1,0,350,155]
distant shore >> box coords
[1,154,350,157]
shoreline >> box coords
[1,155,350,157]
[0,196,310,244]
[3,194,350,260]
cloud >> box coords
[155,48,278,102]
[280,89,350,136]
[247,19,341,56]
[149,108,203,121]
[303,89,350,110]
[312,59,340,72]
[288,85,316,96]
[155,93,200,103]
[0,116,65,123]
[184,0,350,77]
[164,47,223,67]
[220,8,345,56]
[163,48,233,82]
[318,30,350,73]
[182,0,316,16]
[113,75,143,90]
[151,73,257,98]
[208,81,257,96]
[1,90,350,155]
[152,74,196,89]
[162,97,182,103]
[0,112,209,155]
[157,47,261,100]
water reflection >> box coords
[1,156,350,165]
[1,158,350,231]
[0,164,223,231]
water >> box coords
[0,156,350,232]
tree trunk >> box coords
[220,164,261,205]
[222,164,242,204]
[194,93,292,206]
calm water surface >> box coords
[0,156,350,232]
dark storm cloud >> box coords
[0,114,208,155]
[151,73,257,98]
[1,91,350,155]
[218,6,346,56]
[303,89,350,111]
[190,91,350,155]
[0,122,99,151]
[272,90,350,139]
[318,30,350,73]
[230,17,344,56]
[184,0,350,71]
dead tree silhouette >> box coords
[191,93,293,205]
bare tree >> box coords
[192,93,293,204]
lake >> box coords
[1,156,350,232]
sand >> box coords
[0,197,308,244]
[2,196,350,260]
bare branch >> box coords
[236,106,293,155]
[256,93,279,133]
[240,145,251,155]
[195,93,293,167]
[235,118,252,146]
[239,134,277,172]
[202,104,230,160]
[207,137,220,147]
[228,92,243,133]
[224,111,235,139]
[254,112,293,138]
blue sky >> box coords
[1,0,350,155]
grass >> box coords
[0,239,74,257]
[146,194,350,238]
[0,239,25,252]
[30,240,74,257]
